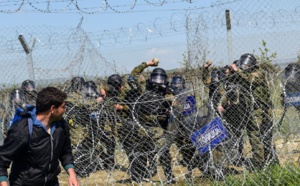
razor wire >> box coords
[55,68,300,185]
[1,0,300,185]
[1,63,300,185]
[0,0,241,14]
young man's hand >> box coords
[0,181,8,186]
[68,168,80,186]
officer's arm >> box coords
[202,67,212,85]
[131,59,158,77]
[230,63,252,82]
[216,88,227,114]
[202,60,213,85]
[131,62,148,77]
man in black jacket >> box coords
[0,87,79,186]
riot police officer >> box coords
[213,62,249,167]
[201,60,249,176]
[229,53,279,169]
[127,61,175,184]
[170,75,186,95]
[81,80,103,99]
[65,76,85,94]
[65,76,88,128]
[6,89,26,131]
[281,63,300,112]
[65,79,105,177]
[21,79,38,105]
[170,75,208,179]
[95,74,130,171]
[202,61,226,112]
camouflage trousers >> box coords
[175,113,216,178]
[118,120,174,182]
[223,104,249,165]
[253,107,279,167]
[73,120,117,177]
[223,105,278,169]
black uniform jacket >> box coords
[0,114,74,186]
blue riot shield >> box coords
[190,117,228,155]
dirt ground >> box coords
[58,136,300,186]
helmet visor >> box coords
[23,82,35,91]
[239,55,255,69]
[83,87,97,97]
[26,84,35,92]
[151,73,167,84]
[171,78,183,89]
[11,91,24,104]
[282,64,300,82]
[211,70,220,82]
[240,64,250,70]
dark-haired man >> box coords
[0,87,79,186]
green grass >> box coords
[220,164,300,186]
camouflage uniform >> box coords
[234,65,278,168]
[65,91,90,129]
[130,62,148,93]
[202,67,224,111]
[201,68,240,177]
[172,87,212,178]
[65,90,102,177]
[216,72,253,167]
[119,62,175,183]
[97,84,129,170]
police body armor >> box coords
[172,88,206,137]
[282,63,300,111]
[172,88,223,179]
[133,90,169,129]
[67,100,98,175]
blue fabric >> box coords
[33,117,58,135]
[190,117,228,155]
[11,104,35,124]
[10,105,58,139]
[284,92,300,107]
[182,95,197,116]
[0,176,8,182]
[11,105,36,137]
[64,164,74,172]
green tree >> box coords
[254,40,280,74]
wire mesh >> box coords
[1,0,300,185]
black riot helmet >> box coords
[170,75,185,95]
[107,74,123,89]
[233,60,239,65]
[148,68,168,90]
[283,63,300,82]
[9,89,26,108]
[211,69,225,83]
[70,76,85,91]
[21,79,36,92]
[238,53,257,70]
[82,80,98,98]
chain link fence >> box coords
[1,0,300,185]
